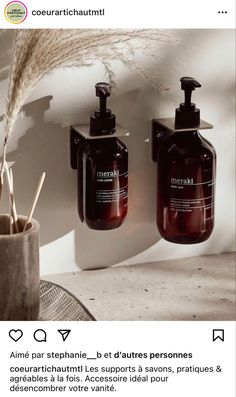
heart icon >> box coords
[9,329,23,342]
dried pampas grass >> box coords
[0,29,177,196]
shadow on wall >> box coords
[2,29,235,269]
[0,28,161,270]
[3,94,160,269]
[6,96,78,243]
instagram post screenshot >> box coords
[0,0,235,395]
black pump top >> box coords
[175,77,201,128]
[90,82,116,136]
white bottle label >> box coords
[96,170,128,205]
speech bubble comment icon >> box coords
[213,329,224,342]
[33,329,47,342]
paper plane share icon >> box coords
[58,329,71,342]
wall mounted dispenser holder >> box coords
[70,124,130,170]
[152,77,216,244]
[70,82,130,231]
[151,117,213,162]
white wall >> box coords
[0,29,235,275]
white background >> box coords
[0,0,235,28]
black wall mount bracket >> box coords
[151,118,213,162]
[70,125,130,169]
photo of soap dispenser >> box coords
[73,82,128,230]
[152,77,216,244]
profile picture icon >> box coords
[4,1,28,24]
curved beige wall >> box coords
[0,29,235,274]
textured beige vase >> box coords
[0,215,40,321]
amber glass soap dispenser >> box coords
[71,83,128,230]
[152,77,216,244]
